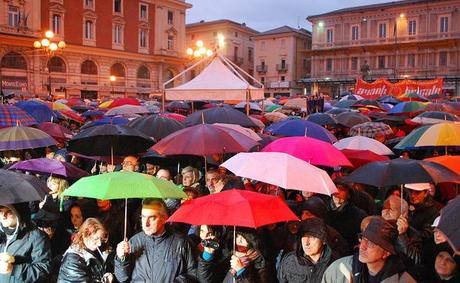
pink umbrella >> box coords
[261,136,352,168]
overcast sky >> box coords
[186,0,393,32]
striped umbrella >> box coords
[0,126,56,151]
[397,93,429,102]
[349,122,393,138]
[0,105,37,128]
[388,101,426,114]
[395,122,460,149]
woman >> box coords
[58,218,114,283]
[181,166,208,196]
[433,245,459,282]
[40,176,70,213]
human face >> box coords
[381,200,400,221]
[70,206,83,229]
[122,157,138,172]
[301,234,324,257]
[434,228,448,245]
[332,188,349,208]
[435,251,457,279]
[358,236,389,264]
[141,207,166,236]
[408,190,427,205]
[199,225,216,240]
[146,164,159,176]
[156,169,171,181]
[0,207,17,229]
[205,172,220,192]
[47,181,59,195]
[235,234,249,253]
[83,230,105,251]
[182,172,194,186]
[39,226,56,239]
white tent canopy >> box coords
[164,54,264,101]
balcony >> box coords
[232,57,244,65]
[256,65,268,73]
[276,64,288,72]
[269,81,294,89]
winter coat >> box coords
[114,229,197,282]
[196,248,231,283]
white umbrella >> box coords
[213,123,262,141]
[105,105,150,116]
[333,136,394,155]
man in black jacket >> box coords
[114,198,197,282]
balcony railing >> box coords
[276,64,288,72]
[256,65,268,73]
[269,81,294,89]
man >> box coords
[205,169,222,194]
[0,203,52,282]
[322,217,416,283]
[122,156,139,172]
[156,168,172,181]
[114,199,197,282]
[145,163,160,176]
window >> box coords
[440,17,448,33]
[280,76,285,82]
[351,57,358,70]
[407,54,415,67]
[111,63,125,77]
[235,31,238,37]
[84,20,93,39]
[326,29,333,44]
[167,11,173,25]
[167,35,174,50]
[8,6,20,27]
[114,0,122,13]
[351,26,359,41]
[378,56,386,69]
[81,60,98,75]
[139,29,147,48]
[84,0,94,9]
[52,14,61,34]
[439,52,447,66]
[248,48,253,62]
[1,52,27,69]
[378,23,387,38]
[113,25,123,44]
[140,4,148,20]
[326,58,333,71]
[233,46,238,59]
[261,60,265,67]
[137,65,150,79]
[260,77,265,84]
[408,20,416,36]
[281,59,286,68]
[48,57,66,73]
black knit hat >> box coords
[298,217,327,243]
[361,217,398,255]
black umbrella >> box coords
[326,107,353,116]
[165,101,190,111]
[184,106,257,128]
[0,170,49,205]
[336,112,371,128]
[127,115,185,141]
[344,158,460,187]
[67,124,155,157]
[437,195,460,253]
[306,113,338,126]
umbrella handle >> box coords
[124,198,128,239]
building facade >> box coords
[185,19,258,77]
[0,0,191,100]
[304,0,460,97]
[253,26,311,97]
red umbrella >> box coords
[151,124,258,156]
[168,189,298,228]
[108,98,140,109]
[159,112,186,123]
[38,122,72,142]
[341,149,390,168]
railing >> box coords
[256,65,268,72]
[276,64,288,72]
[269,81,294,88]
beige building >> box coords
[185,19,258,77]
[253,26,311,97]
[304,0,460,97]
[0,0,191,100]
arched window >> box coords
[137,65,150,79]
[111,63,125,77]
[1,52,27,69]
[81,60,98,75]
[48,56,66,73]
[164,69,175,88]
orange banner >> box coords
[355,78,443,99]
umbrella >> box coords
[264,112,287,123]
[108,98,141,108]
[334,100,357,109]
[234,102,262,112]
[395,123,460,149]
[423,103,460,115]
[82,110,105,118]
[349,122,393,138]
[410,111,459,125]
[0,169,49,205]
[437,195,460,253]
[265,105,282,112]
[15,101,56,123]
[340,94,363,101]
[341,149,390,168]
[352,99,385,110]
[344,158,460,187]
[127,115,185,141]
[397,93,429,102]
[265,119,337,143]
[424,155,460,175]
[105,105,150,116]
[0,126,56,151]
[306,113,337,126]
[80,116,129,130]
[38,122,73,142]
[389,101,426,114]
[168,189,298,228]
[151,124,259,156]
[213,123,262,141]
[159,112,186,123]
[326,107,354,116]
[377,95,401,105]
[9,158,89,179]
[335,112,371,128]
[0,105,37,127]
[284,98,307,109]
[67,124,155,157]
[71,105,92,113]
[248,116,265,129]
[221,152,337,195]
[165,101,190,111]
[334,136,394,155]
[261,137,352,168]
[184,107,257,128]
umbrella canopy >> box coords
[395,123,460,149]
[213,123,262,141]
[389,101,426,114]
[82,110,105,118]
[0,169,49,205]
[262,137,352,167]
[377,96,401,105]
[62,171,186,200]
[410,111,459,125]
[306,113,337,126]
[159,112,187,123]
[165,101,190,111]
[352,99,385,110]
[67,124,155,156]
[334,136,394,155]
[397,93,429,102]
[424,155,460,175]
[234,102,262,112]
[105,105,150,116]
[168,189,298,228]
[349,122,393,138]
[341,149,390,168]
[108,98,141,108]
[284,98,307,109]
[423,103,460,115]
[248,116,265,129]
[127,115,185,141]
[265,105,282,113]
[184,106,257,128]
[152,124,259,156]
[0,105,37,128]
[335,112,371,128]
[437,195,460,253]
[345,158,460,187]
[334,100,357,109]
[264,112,287,123]
[326,107,354,116]
[38,122,73,142]
[221,152,337,195]
[80,116,129,130]
[15,101,56,123]
[9,158,89,179]
[340,94,364,101]
[265,120,337,143]
[0,126,56,151]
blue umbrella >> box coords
[265,119,337,143]
[307,113,337,126]
[184,106,257,128]
[15,101,56,123]
[80,116,129,130]
[82,110,105,117]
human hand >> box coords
[102,273,113,283]
[230,255,244,273]
[116,240,129,260]
[397,216,409,235]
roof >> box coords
[255,26,311,37]
[186,19,259,34]
[307,0,436,20]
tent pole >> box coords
[162,90,165,112]
[246,90,250,116]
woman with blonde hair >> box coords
[58,218,114,282]
[39,176,70,213]
[181,166,208,196]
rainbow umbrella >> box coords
[98,100,114,109]
[395,122,460,149]
[388,101,427,114]
[397,93,429,102]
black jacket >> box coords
[196,248,231,283]
[114,229,197,282]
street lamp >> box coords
[186,39,214,59]
[110,75,116,96]
[33,30,65,99]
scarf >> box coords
[231,249,260,276]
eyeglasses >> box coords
[358,235,377,249]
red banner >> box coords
[355,78,443,99]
